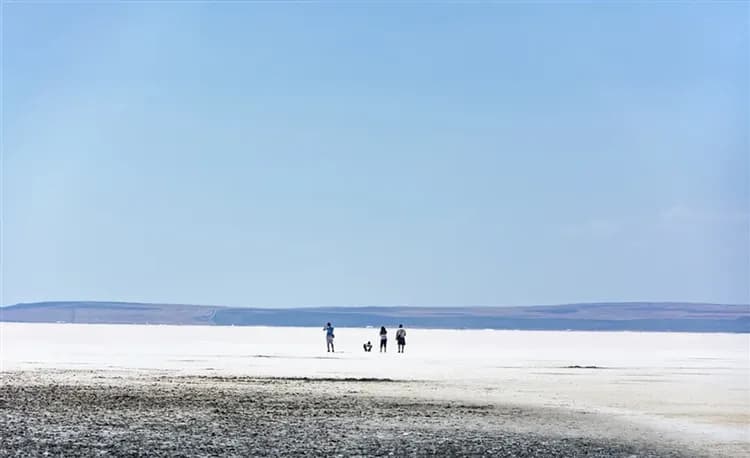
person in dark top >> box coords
[379,326,387,352]
[323,322,335,352]
[396,324,406,353]
[363,341,372,352]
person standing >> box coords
[323,322,335,352]
[396,324,406,353]
[379,326,388,352]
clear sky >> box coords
[3,2,748,307]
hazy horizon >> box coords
[4,3,748,307]
[3,298,748,309]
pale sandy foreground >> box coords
[1,323,748,456]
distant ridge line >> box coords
[1,301,748,333]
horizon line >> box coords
[3,300,749,309]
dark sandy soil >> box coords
[0,372,701,457]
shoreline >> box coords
[3,320,749,335]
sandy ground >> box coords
[0,370,714,457]
[1,323,748,456]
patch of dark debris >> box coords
[564,365,608,369]
[0,379,697,457]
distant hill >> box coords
[1,301,748,332]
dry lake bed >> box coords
[1,323,748,456]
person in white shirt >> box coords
[396,324,406,353]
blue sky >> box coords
[3,2,748,307]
